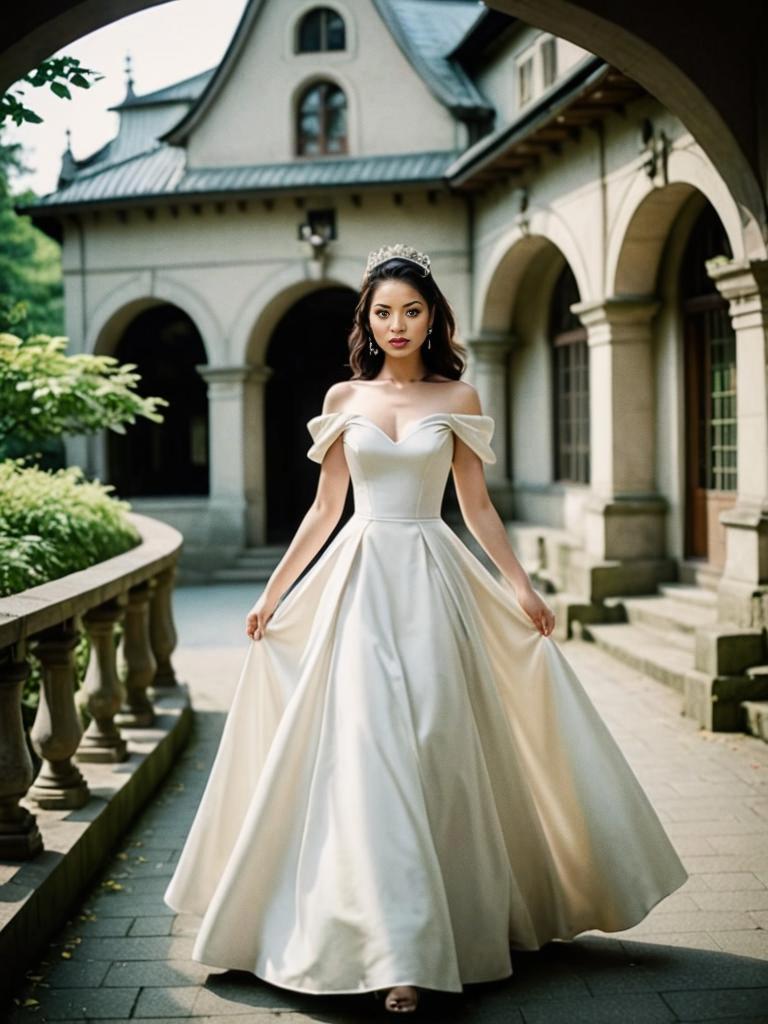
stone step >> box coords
[209,568,276,582]
[657,582,718,610]
[741,700,768,743]
[605,593,717,644]
[678,559,722,592]
[208,545,287,584]
[584,621,694,693]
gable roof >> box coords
[371,0,491,117]
[164,0,491,144]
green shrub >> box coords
[0,458,141,597]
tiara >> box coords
[365,243,431,279]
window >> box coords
[541,37,557,88]
[551,264,589,484]
[517,55,534,108]
[297,81,347,155]
[682,204,736,494]
[296,7,345,53]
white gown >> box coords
[164,411,688,995]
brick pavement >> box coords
[5,583,768,1023]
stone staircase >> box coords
[209,544,288,583]
[580,583,768,739]
[583,583,717,693]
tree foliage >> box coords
[0,140,65,335]
[0,459,140,597]
[0,332,168,451]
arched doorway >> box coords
[680,202,735,569]
[108,304,209,497]
[265,285,357,542]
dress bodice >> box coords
[306,411,496,520]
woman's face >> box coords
[367,278,434,358]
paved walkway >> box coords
[7,583,768,1023]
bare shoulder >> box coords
[446,379,483,415]
[321,380,355,414]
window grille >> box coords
[297,81,347,156]
[551,265,590,484]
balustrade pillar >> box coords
[149,566,178,688]
[0,644,43,859]
[28,621,89,809]
[76,598,128,763]
[116,581,156,727]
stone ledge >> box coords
[0,685,192,1002]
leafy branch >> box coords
[1,57,103,126]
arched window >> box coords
[296,7,346,53]
[550,264,589,483]
[681,202,735,563]
[297,81,347,156]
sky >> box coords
[4,0,249,197]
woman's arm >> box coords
[451,386,555,636]
[246,387,351,640]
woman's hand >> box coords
[515,584,555,636]
[246,593,278,641]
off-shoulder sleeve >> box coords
[306,412,350,463]
[449,413,497,464]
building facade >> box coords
[27,0,768,726]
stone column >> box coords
[29,620,89,810]
[0,644,43,859]
[466,332,514,515]
[573,299,669,583]
[243,365,272,546]
[116,581,156,727]
[149,565,178,688]
[709,258,768,627]
[198,364,272,552]
[76,598,128,763]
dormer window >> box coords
[297,81,348,156]
[516,35,560,110]
[297,7,346,53]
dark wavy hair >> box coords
[347,258,467,380]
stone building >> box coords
[27,0,768,730]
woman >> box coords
[164,243,688,1015]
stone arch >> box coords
[609,148,753,297]
[483,0,766,254]
[87,274,221,360]
[475,211,591,335]
[230,259,361,365]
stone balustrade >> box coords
[0,513,183,860]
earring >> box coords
[368,331,379,355]
[427,326,432,351]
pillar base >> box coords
[684,668,768,731]
[76,729,128,764]
[717,503,768,628]
[0,808,43,860]
[584,494,668,561]
[28,762,90,810]
[115,705,155,728]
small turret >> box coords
[57,128,77,187]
